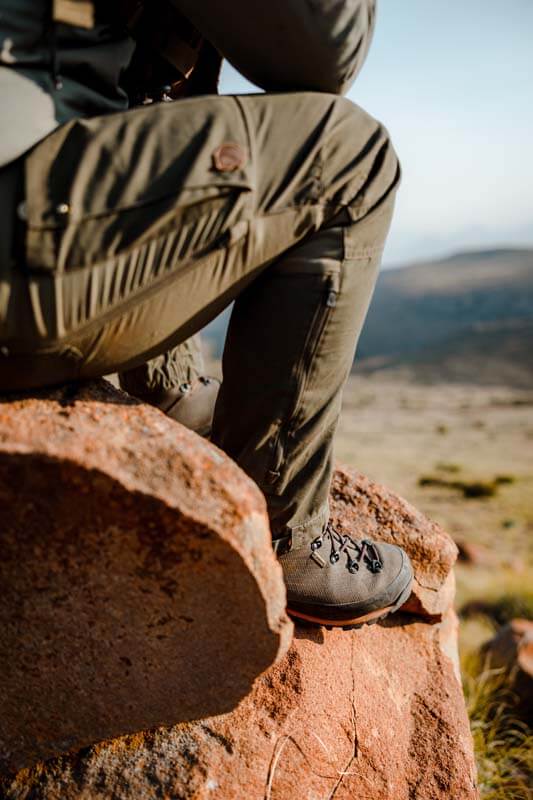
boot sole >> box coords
[286,578,413,631]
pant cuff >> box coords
[275,503,329,550]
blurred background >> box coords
[203,3,533,795]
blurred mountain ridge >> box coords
[356,247,533,387]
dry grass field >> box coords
[336,375,533,600]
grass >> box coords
[457,572,533,800]
[461,646,532,800]
[459,612,532,800]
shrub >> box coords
[490,593,533,626]
[417,475,498,498]
[454,480,498,499]
[435,462,462,473]
[494,475,516,485]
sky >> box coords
[219,1,533,267]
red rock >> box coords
[0,383,476,797]
[0,380,291,774]
[3,609,478,800]
[482,618,533,720]
[330,466,458,619]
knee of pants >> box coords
[303,0,377,95]
[320,94,401,215]
[181,0,375,95]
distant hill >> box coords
[203,248,533,388]
[356,248,533,387]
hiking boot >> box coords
[274,522,413,629]
[142,376,220,438]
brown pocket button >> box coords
[212,143,247,173]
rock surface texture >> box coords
[5,611,478,800]
[0,380,291,773]
[0,386,478,799]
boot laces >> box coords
[311,523,383,574]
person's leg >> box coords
[213,203,394,543]
[3,89,396,517]
[1,91,411,624]
[174,0,376,94]
[118,336,220,437]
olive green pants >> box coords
[0,91,399,538]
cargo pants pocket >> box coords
[20,101,254,343]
